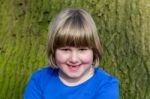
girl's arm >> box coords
[95,77,119,99]
[24,76,43,99]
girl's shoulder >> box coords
[31,66,58,81]
[92,67,119,98]
[28,66,58,90]
[94,67,119,86]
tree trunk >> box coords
[0,0,149,99]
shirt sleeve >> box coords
[95,76,119,99]
[24,75,43,99]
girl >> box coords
[24,8,119,99]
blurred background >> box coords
[0,0,149,99]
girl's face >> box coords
[55,46,94,82]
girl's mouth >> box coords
[67,65,81,71]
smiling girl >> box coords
[24,8,119,99]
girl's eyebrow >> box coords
[58,46,70,49]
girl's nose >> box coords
[69,51,79,64]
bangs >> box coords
[54,16,94,49]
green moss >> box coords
[0,0,149,99]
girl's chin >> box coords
[66,73,82,79]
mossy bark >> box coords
[0,0,149,99]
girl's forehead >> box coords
[58,46,90,48]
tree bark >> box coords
[0,0,149,99]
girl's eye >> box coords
[79,48,88,51]
[60,48,70,51]
[63,49,69,51]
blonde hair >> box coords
[47,8,103,68]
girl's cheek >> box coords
[80,52,93,63]
[56,53,69,63]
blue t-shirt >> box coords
[24,66,119,99]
